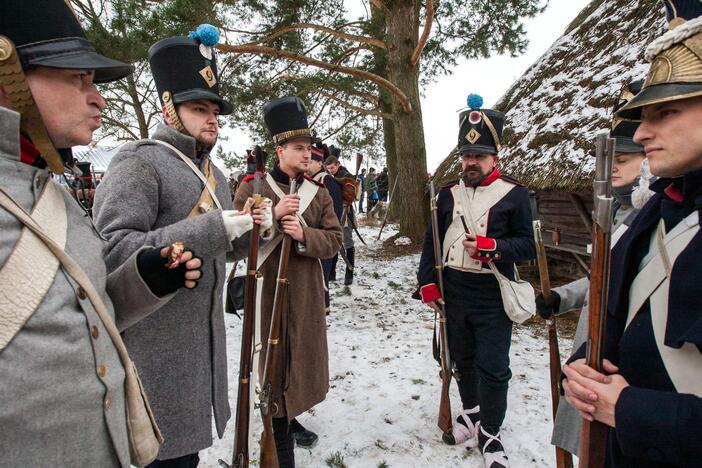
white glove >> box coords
[222,210,253,241]
[258,198,273,233]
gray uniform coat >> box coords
[550,204,638,455]
[93,124,247,459]
[0,107,170,467]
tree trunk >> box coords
[370,5,399,222]
[126,74,149,139]
[385,0,429,242]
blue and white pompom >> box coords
[189,24,220,47]
[467,93,484,110]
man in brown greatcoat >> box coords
[234,96,342,467]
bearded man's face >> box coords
[460,152,498,186]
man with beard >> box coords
[562,2,702,466]
[93,26,273,467]
[235,96,342,467]
[417,94,535,468]
[537,80,647,457]
[0,1,203,466]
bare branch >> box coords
[100,116,140,140]
[320,113,364,141]
[411,0,435,66]
[317,90,393,119]
[217,43,412,113]
[239,22,385,50]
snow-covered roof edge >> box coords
[434,0,664,191]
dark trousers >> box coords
[147,453,199,468]
[321,257,334,309]
[444,268,513,431]
[273,417,295,468]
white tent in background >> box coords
[72,145,120,174]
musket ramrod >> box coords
[258,178,298,468]
[220,147,267,468]
[579,133,615,467]
[533,220,573,468]
[429,181,453,436]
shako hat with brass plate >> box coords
[263,96,313,145]
[149,24,232,115]
[617,0,702,119]
[611,80,645,153]
[0,0,133,83]
[457,93,505,155]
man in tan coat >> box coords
[234,96,342,467]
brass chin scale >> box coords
[0,35,66,174]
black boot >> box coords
[290,418,319,449]
[344,247,354,285]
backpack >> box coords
[336,177,360,205]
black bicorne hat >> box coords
[149,25,232,115]
[611,80,645,153]
[0,0,133,83]
[617,0,702,119]
[457,93,505,155]
[263,96,313,144]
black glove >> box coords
[137,247,200,297]
[535,291,561,320]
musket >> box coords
[429,181,453,436]
[355,152,363,178]
[579,133,615,467]
[533,220,574,468]
[258,178,298,468]
[377,175,399,241]
[220,147,267,468]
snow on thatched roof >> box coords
[434,0,665,191]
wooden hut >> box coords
[433,0,663,279]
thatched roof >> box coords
[433,0,665,191]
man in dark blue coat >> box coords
[309,142,343,311]
[417,94,535,468]
[562,2,702,467]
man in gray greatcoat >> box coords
[0,1,203,467]
[535,80,649,456]
[93,27,273,467]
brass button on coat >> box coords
[104,398,111,411]
[77,287,87,300]
[91,325,99,339]
[97,365,106,378]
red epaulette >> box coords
[304,174,326,188]
[440,179,459,190]
[242,174,255,183]
[499,174,526,187]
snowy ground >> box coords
[200,222,574,468]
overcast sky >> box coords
[211,0,592,173]
[420,0,591,171]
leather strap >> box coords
[626,213,702,397]
[0,185,135,374]
[149,139,222,211]
[187,159,219,217]
[0,181,67,350]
